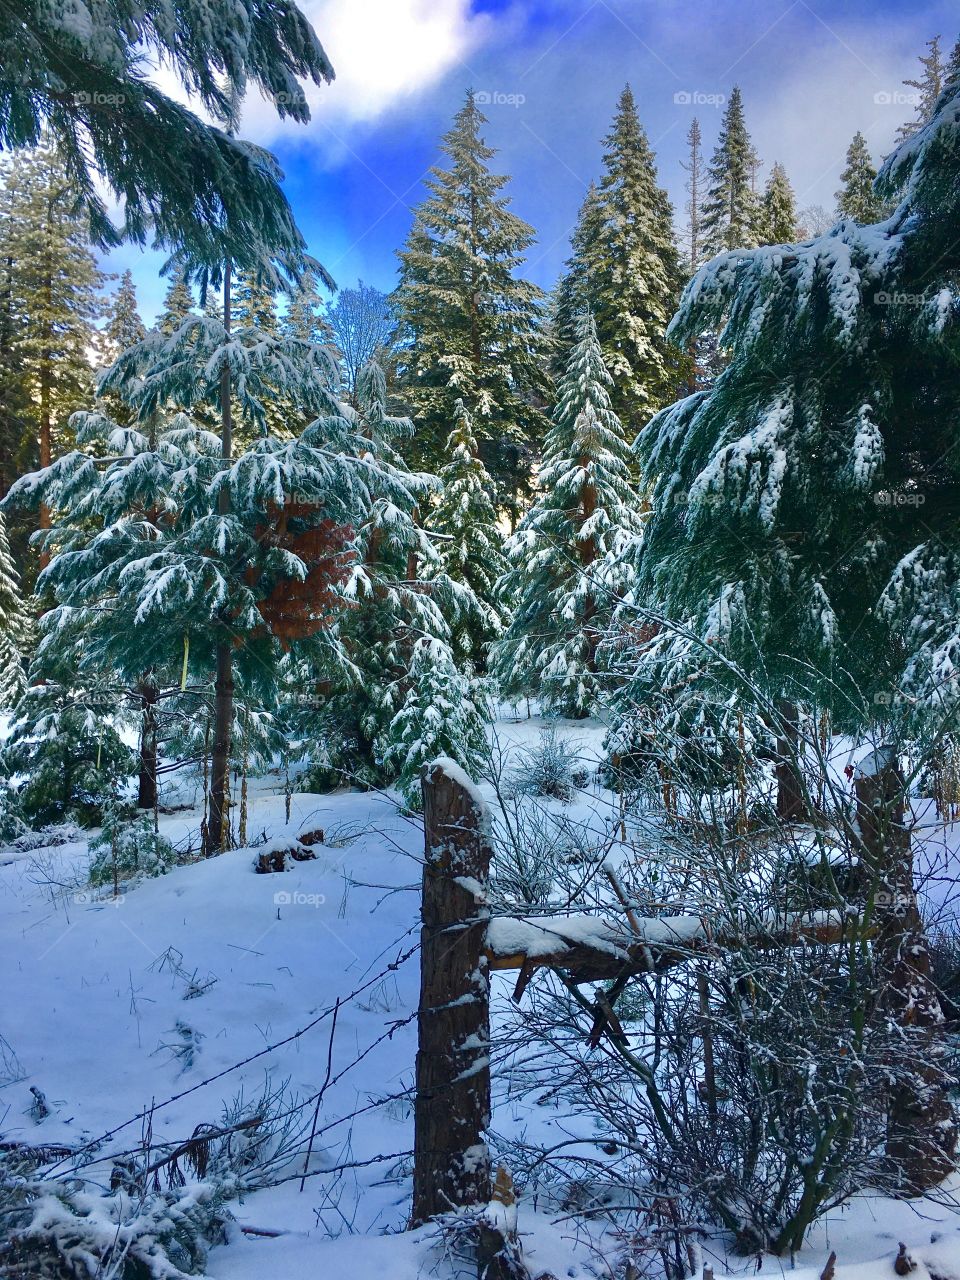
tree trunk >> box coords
[206,262,234,857]
[411,759,492,1225]
[775,699,805,822]
[136,675,159,810]
[854,745,957,1192]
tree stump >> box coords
[411,758,493,1225]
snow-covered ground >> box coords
[3,712,960,1278]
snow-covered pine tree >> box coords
[2,0,334,270]
[700,86,762,258]
[393,91,550,522]
[835,131,885,223]
[897,34,947,142]
[552,86,686,429]
[157,262,196,336]
[758,161,799,243]
[0,509,27,708]
[551,182,604,379]
[3,278,369,846]
[383,636,488,809]
[681,117,706,271]
[620,77,960,1191]
[103,269,146,359]
[493,312,641,717]
[430,399,508,668]
[314,360,482,789]
[284,270,333,346]
[0,142,103,529]
[234,268,279,333]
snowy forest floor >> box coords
[3,711,960,1279]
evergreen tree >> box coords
[157,263,195,336]
[897,35,946,142]
[1,0,334,270]
[284,271,333,346]
[430,399,508,667]
[234,269,278,333]
[836,131,884,223]
[553,86,685,429]
[383,636,488,809]
[681,117,706,270]
[103,269,147,358]
[0,143,103,515]
[0,509,27,707]
[493,313,641,717]
[759,162,799,243]
[551,182,603,378]
[621,76,960,1191]
[393,91,550,521]
[316,361,483,788]
[700,86,762,258]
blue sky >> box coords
[109,0,959,323]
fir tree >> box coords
[835,132,884,223]
[1,0,334,270]
[284,271,333,346]
[621,75,960,1190]
[157,263,195,336]
[553,86,685,429]
[0,143,103,516]
[759,162,799,244]
[551,182,603,378]
[897,35,946,142]
[700,86,762,257]
[493,313,641,717]
[681,117,706,270]
[0,509,27,707]
[103,269,146,357]
[234,269,278,333]
[430,399,508,667]
[383,636,489,809]
[393,91,550,521]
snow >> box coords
[3,715,960,1278]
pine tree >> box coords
[897,35,946,142]
[681,117,706,270]
[383,636,488,808]
[430,399,508,667]
[835,132,884,223]
[284,271,333,346]
[551,182,603,377]
[0,144,102,496]
[157,263,195,336]
[759,162,799,243]
[1,0,334,270]
[552,87,685,430]
[0,509,27,707]
[234,269,278,333]
[493,313,641,717]
[624,75,960,1192]
[393,91,550,521]
[700,86,762,258]
[103,269,146,357]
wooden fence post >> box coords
[411,758,493,1225]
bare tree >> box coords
[325,282,395,402]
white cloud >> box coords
[240,0,490,138]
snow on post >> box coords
[411,758,493,1225]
